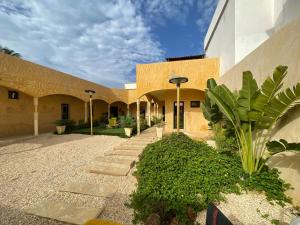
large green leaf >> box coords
[201,79,223,124]
[256,83,300,129]
[237,71,259,122]
[252,66,288,112]
[208,85,240,128]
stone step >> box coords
[106,150,142,157]
[59,182,117,198]
[113,145,144,151]
[26,201,103,225]
[94,156,135,168]
[87,164,131,176]
[131,138,154,142]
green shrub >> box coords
[127,133,243,224]
[214,132,238,153]
[119,116,136,128]
[127,133,291,225]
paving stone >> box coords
[26,201,102,225]
[106,150,142,157]
[94,156,135,168]
[113,145,144,151]
[87,164,131,176]
[59,182,117,197]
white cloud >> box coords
[0,0,164,87]
[196,0,218,34]
[133,0,194,26]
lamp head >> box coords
[169,75,188,87]
[85,89,96,97]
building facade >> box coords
[0,53,218,138]
[205,0,300,75]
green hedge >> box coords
[127,133,291,225]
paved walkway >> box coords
[24,127,157,224]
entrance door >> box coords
[173,101,184,129]
[110,106,118,118]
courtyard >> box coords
[0,133,140,224]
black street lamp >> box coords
[85,89,96,135]
[169,75,188,134]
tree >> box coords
[0,45,21,58]
[205,66,300,175]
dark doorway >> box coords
[110,106,118,118]
[61,104,69,120]
[173,101,184,129]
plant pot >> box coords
[56,125,66,135]
[156,127,163,138]
[124,128,133,137]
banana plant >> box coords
[206,65,300,175]
[201,78,223,135]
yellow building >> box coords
[0,53,219,138]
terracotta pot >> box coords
[56,125,66,135]
[156,127,163,138]
[124,128,133,137]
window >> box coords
[190,101,200,108]
[61,104,69,120]
[8,91,19,99]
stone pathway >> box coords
[26,128,157,224]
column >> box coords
[33,97,39,136]
[156,103,159,117]
[137,99,140,135]
[127,104,130,117]
[147,100,151,126]
[107,103,110,119]
[84,102,88,123]
[89,97,93,135]
[153,102,156,118]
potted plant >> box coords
[54,119,68,135]
[120,116,135,137]
[153,116,165,138]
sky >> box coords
[0,0,217,87]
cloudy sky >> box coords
[0,0,217,87]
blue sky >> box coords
[0,0,217,87]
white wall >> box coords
[205,0,300,76]
[205,0,235,75]
[235,0,274,63]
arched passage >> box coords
[0,85,34,137]
[91,99,109,122]
[137,88,208,135]
[109,101,127,118]
[39,94,85,133]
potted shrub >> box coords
[153,116,165,138]
[120,116,135,137]
[54,119,68,134]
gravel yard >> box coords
[0,133,298,225]
[0,133,136,225]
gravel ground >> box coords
[0,133,298,225]
[196,192,299,225]
[0,133,136,225]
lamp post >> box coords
[169,75,188,134]
[85,89,96,135]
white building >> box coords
[204,0,300,75]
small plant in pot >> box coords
[153,116,165,138]
[54,119,69,135]
[120,116,135,137]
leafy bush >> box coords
[127,133,291,225]
[214,132,238,153]
[242,167,291,206]
[119,116,136,128]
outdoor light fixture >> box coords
[169,75,188,134]
[85,89,96,135]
